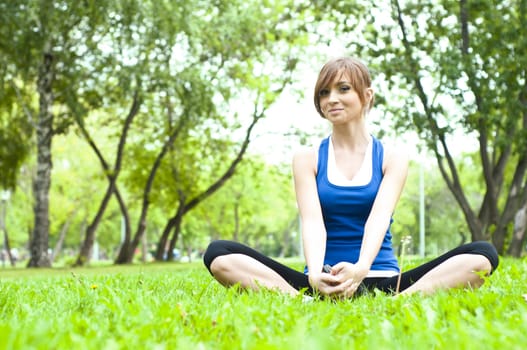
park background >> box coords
[1,1,527,349]
[0,0,526,268]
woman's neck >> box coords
[331,123,370,151]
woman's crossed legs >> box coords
[203,240,499,297]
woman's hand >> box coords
[327,262,369,299]
[308,272,340,296]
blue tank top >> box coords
[315,136,399,273]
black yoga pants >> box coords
[203,240,499,296]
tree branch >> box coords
[394,0,481,234]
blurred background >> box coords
[1,0,525,268]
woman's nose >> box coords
[328,89,338,102]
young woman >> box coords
[203,57,499,299]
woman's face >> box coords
[318,72,368,123]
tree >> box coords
[0,0,113,266]
[111,0,307,263]
[321,0,527,254]
[0,0,327,266]
[73,92,141,266]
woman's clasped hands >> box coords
[309,262,369,299]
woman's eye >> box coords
[339,85,351,92]
[319,89,329,97]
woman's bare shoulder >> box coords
[292,146,318,171]
[381,141,410,172]
[293,146,317,159]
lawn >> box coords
[0,257,526,350]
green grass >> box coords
[1,257,526,350]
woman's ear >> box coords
[366,87,374,102]
[366,87,375,110]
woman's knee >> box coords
[470,254,493,274]
[209,254,233,276]
[470,241,499,273]
[203,240,231,273]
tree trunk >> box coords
[2,229,15,267]
[75,181,115,266]
[141,230,147,263]
[74,93,139,266]
[155,215,179,261]
[1,200,15,267]
[167,214,184,261]
[110,188,132,264]
[508,203,527,257]
[51,208,77,263]
[117,115,187,264]
[28,49,54,268]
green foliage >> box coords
[315,0,527,252]
[3,173,33,248]
[189,156,298,256]
[0,258,526,349]
[0,124,31,190]
[0,82,33,190]
[0,0,311,264]
[392,151,501,255]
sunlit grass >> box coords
[0,257,526,349]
